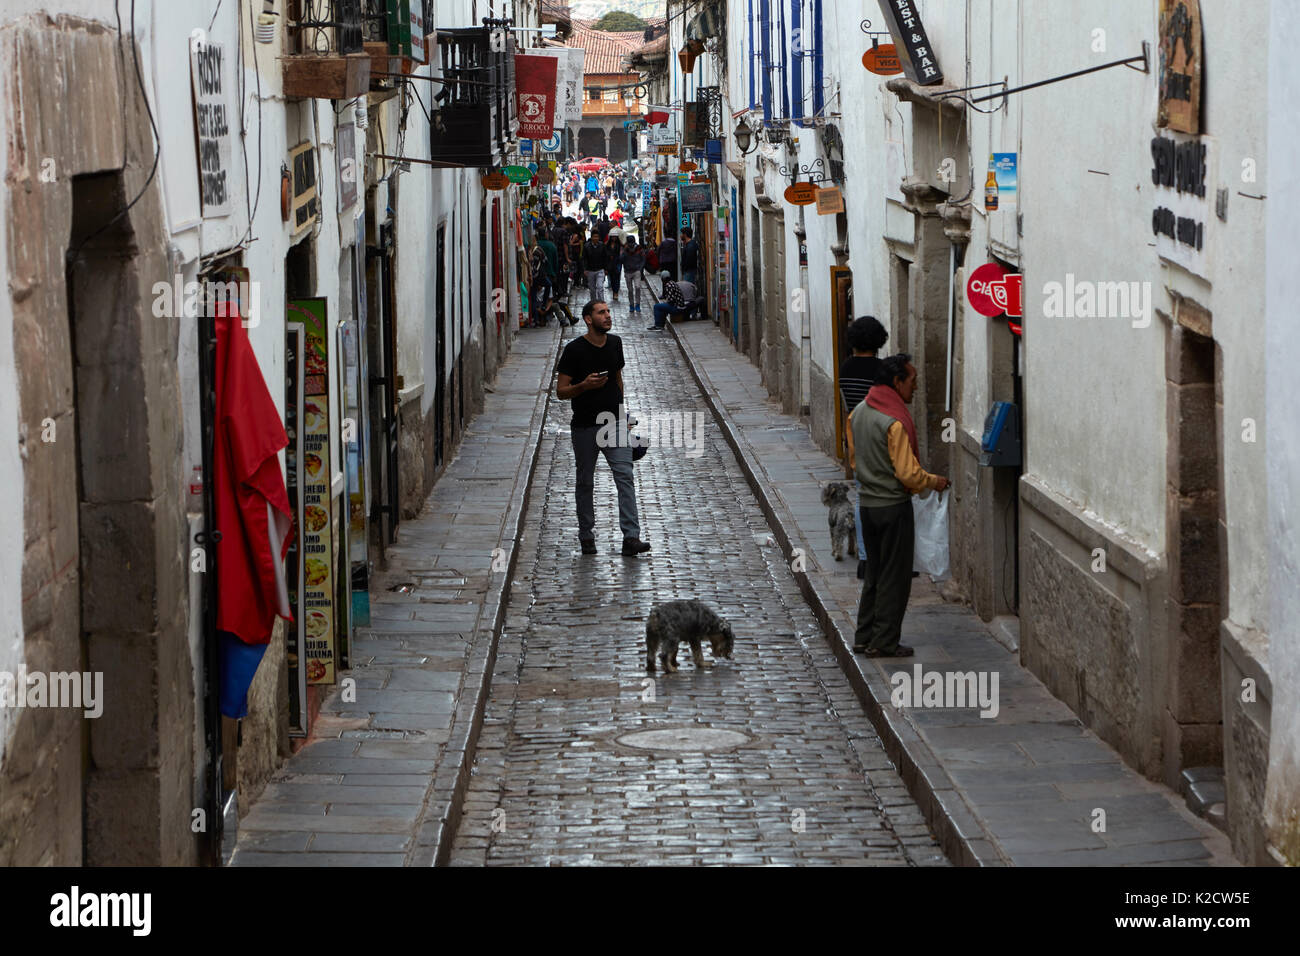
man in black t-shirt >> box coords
[556,300,651,556]
[837,315,890,576]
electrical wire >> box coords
[68,0,160,261]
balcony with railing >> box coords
[428,19,515,168]
[283,0,371,100]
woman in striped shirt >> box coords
[838,316,890,576]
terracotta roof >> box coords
[630,34,668,60]
[564,21,644,76]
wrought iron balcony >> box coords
[428,19,516,168]
[283,0,371,100]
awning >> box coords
[685,5,721,41]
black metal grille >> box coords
[289,0,364,55]
[697,85,722,139]
[428,20,515,167]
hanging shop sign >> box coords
[862,43,903,76]
[482,171,510,190]
[683,101,707,148]
[287,297,337,686]
[190,37,233,217]
[815,185,845,215]
[1157,0,1202,135]
[784,182,819,205]
[623,119,647,131]
[520,139,534,155]
[537,166,556,185]
[642,180,652,206]
[657,144,679,156]
[680,160,698,172]
[539,131,562,153]
[679,182,714,214]
[289,141,319,237]
[514,53,559,139]
[876,0,944,85]
[650,127,677,146]
[1150,132,1212,278]
[967,262,1023,320]
[705,138,724,164]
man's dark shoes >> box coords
[580,539,598,555]
[621,537,651,556]
[862,644,914,658]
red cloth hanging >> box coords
[214,301,294,645]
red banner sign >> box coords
[514,54,558,139]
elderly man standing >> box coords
[850,352,949,657]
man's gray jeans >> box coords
[585,270,605,302]
[571,425,640,542]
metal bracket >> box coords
[859,18,891,50]
[969,44,1149,104]
[777,156,835,185]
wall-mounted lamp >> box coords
[678,39,705,75]
[734,116,756,155]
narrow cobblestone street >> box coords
[449,297,945,866]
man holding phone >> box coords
[556,300,651,556]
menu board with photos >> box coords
[288,297,335,685]
[284,324,308,733]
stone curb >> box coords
[670,323,1007,868]
[406,327,562,867]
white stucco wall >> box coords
[1264,0,1300,861]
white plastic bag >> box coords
[913,489,951,581]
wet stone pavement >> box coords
[449,297,946,866]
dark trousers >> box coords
[854,500,915,652]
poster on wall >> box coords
[283,324,308,734]
[288,297,336,686]
[189,37,233,217]
[1157,0,1202,134]
[337,122,358,213]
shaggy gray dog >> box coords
[645,599,735,673]
[821,481,858,561]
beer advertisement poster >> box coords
[288,298,336,686]
[992,153,1017,206]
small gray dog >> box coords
[821,482,858,561]
[645,599,735,673]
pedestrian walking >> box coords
[655,233,678,281]
[583,234,611,301]
[680,227,701,285]
[622,238,646,314]
[838,315,890,573]
[555,300,651,556]
[850,352,949,657]
[605,233,623,301]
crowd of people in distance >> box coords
[521,157,706,331]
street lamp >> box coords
[734,116,756,156]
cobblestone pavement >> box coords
[671,320,1236,867]
[449,294,946,866]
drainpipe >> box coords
[794,215,810,416]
